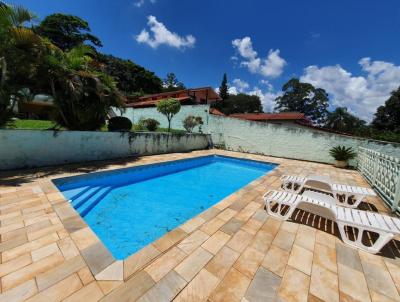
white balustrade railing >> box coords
[357,147,400,212]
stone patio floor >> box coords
[0,150,399,302]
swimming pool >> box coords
[53,155,277,259]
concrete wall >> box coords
[115,105,210,132]
[208,115,400,164]
[0,130,210,170]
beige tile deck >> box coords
[0,149,399,301]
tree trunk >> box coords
[0,57,7,88]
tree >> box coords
[212,93,262,115]
[275,78,329,124]
[0,3,42,125]
[325,107,366,133]
[35,14,102,51]
[183,115,203,133]
[219,73,228,101]
[162,73,185,92]
[96,54,162,94]
[372,87,400,132]
[156,98,181,132]
[45,45,125,130]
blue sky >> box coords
[15,0,400,120]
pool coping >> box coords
[46,151,280,282]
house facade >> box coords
[125,87,222,108]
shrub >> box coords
[329,146,356,161]
[183,115,203,133]
[138,118,160,131]
[108,116,132,131]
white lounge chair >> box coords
[280,174,376,208]
[263,190,400,254]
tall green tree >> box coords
[372,87,400,132]
[275,78,329,124]
[0,3,43,125]
[35,14,102,51]
[162,73,185,92]
[219,73,228,101]
[96,54,162,94]
[45,45,125,130]
[156,98,181,132]
[325,107,366,133]
[212,93,262,115]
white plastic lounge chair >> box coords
[280,174,376,208]
[263,190,400,254]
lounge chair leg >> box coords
[265,200,295,220]
[337,222,394,254]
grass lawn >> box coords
[4,119,59,130]
[4,119,188,134]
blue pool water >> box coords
[53,155,276,259]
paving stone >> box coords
[201,230,231,254]
[313,243,337,274]
[145,246,186,282]
[1,251,64,291]
[97,280,123,295]
[226,230,253,253]
[281,221,299,234]
[272,229,296,251]
[337,263,371,302]
[137,270,187,302]
[288,244,313,275]
[58,237,80,260]
[361,260,399,300]
[31,242,59,262]
[180,216,206,233]
[25,273,83,302]
[95,261,123,281]
[220,218,244,235]
[174,268,220,302]
[216,208,238,222]
[63,281,104,302]
[236,202,261,222]
[0,279,37,302]
[62,216,87,233]
[123,244,160,279]
[206,246,240,280]
[100,270,154,302]
[175,247,213,282]
[241,218,263,235]
[249,230,274,253]
[36,255,86,291]
[200,217,226,235]
[336,243,363,272]
[244,267,281,302]
[199,207,220,221]
[81,242,115,276]
[310,264,339,302]
[277,266,310,302]
[294,224,316,251]
[153,228,187,252]
[234,247,265,279]
[0,253,32,277]
[261,245,290,277]
[177,230,210,254]
[77,267,95,285]
[209,267,251,302]
[70,227,99,251]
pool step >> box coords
[64,186,90,202]
[78,187,112,217]
[71,186,102,209]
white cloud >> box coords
[300,57,400,121]
[248,87,281,112]
[232,37,286,78]
[232,79,249,92]
[136,15,196,49]
[134,0,156,8]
